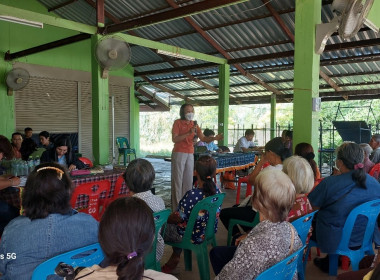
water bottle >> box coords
[34,156,40,167]
[28,157,35,173]
[23,161,29,176]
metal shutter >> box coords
[14,77,78,133]
[109,84,130,163]
[79,82,93,159]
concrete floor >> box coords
[146,158,346,280]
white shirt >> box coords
[233,136,255,153]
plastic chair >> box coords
[78,157,94,168]
[145,209,171,271]
[70,180,111,221]
[165,193,225,280]
[32,243,104,280]
[307,199,380,276]
[29,147,46,159]
[369,163,380,180]
[226,212,260,246]
[235,176,253,204]
[256,245,306,280]
[116,137,136,166]
[290,211,318,280]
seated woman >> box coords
[161,155,220,273]
[360,143,375,173]
[210,169,302,279]
[309,142,380,273]
[0,162,98,280]
[294,142,321,184]
[75,197,177,280]
[40,136,84,171]
[283,156,314,222]
[123,158,165,261]
[220,137,290,235]
[0,135,21,237]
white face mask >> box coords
[185,112,194,121]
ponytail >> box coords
[116,250,145,280]
[195,156,217,197]
[202,177,217,197]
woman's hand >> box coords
[68,164,76,171]
[235,233,248,246]
[214,133,223,141]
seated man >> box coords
[233,129,256,153]
[196,129,221,152]
[11,132,23,159]
[369,134,380,164]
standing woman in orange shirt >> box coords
[171,104,223,211]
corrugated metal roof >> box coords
[29,0,380,107]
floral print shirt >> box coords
[215,220,302,280]
[176,188,220,244]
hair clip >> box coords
[127,251,137,260]
[36,166,64,180]
[206,176,211,179]
[354,163,364,170]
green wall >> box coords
[0,0,134,139]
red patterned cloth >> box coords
[287,194,313,222]
[0,169,128,211]
[71,169,128,210]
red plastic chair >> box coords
[236,176,253,204]
[369,163,380,180]
[70,180,110,221]
[78,157,94,168]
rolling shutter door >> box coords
[109,84,130,162]
[14,77,78,133]
[79,82,93,159]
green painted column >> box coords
[293,0,321,153]
[129,82,140,157]
[0,59,15,138]
[270,94,276,139]
[91,34,109,164]
[218,64,229,146]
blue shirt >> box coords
[308,172,380,253]
[0,210,99,280]
[197,141,219,152]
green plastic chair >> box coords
[145,209,171,271]
[29,147,46,158]
[226,212,260,246]
[116,137,136,165]
[165,193,225,280]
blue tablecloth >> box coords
[212,153,256,169]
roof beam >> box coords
[0,4,97,34]
[118,33,226,64]
[136,88,170,111]
[262,0,342,92]
[82,0,121,23]
[103,0,250,34]
[4,33,91,61]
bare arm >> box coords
[248,156,267,185]
[0,176,21,190]
[197,126,223,143]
